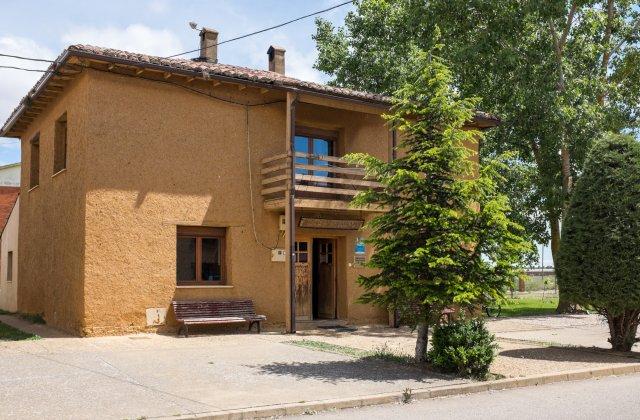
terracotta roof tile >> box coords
[0,187,19,234]
[1,44,500,136]
[68,44,391,104]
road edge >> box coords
[173,363,640,419]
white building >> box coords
[0,162,20,187]
[0,192,19,312]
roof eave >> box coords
[1,50,72,137]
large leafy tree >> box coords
[315,0,640,311]
[349,49,530,361]
[557,134,640,351]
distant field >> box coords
[499,297,559,317]
[522,275,557,292]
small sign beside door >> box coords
[354,237,366,266]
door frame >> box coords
[312,237,338,320]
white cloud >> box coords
[0,36,55,163]
[61,24,183,56]
[244,34,326,83]
[147,0,169,14]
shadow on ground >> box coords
[248,358,457,385]
[499,346,640,363]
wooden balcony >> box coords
[261,152,384,211]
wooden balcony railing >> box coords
[260,152,382,210]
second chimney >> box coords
[199,27,219,63]
[267,45,285,75]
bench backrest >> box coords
[172,299,257,319]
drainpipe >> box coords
[287,93,298,333]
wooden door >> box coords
[315,239,336,319]
[294,240,312,320]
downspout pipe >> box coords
[288,95,298,333]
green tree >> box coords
[349,50,530,361]
[557,134,640,352]
[315,0,640,312]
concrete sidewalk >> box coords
[1,313,638,419]
[0,317,463,419]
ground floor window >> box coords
[6,251,13,282]
[176,226,226,285]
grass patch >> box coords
[287,340,414,364]
[287,339,368,357]
[0,321,40,341]
[499,297,559,317]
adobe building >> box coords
[0,29,498,336]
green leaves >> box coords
[557,133,640,315]
[350,49,531,327]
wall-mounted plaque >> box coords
[299,217,364,230]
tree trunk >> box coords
[415,322,429,362]
[550,215,571,313]
[606,310,640,352]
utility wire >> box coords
[0,65,53,73]
[0,53,56,63]
[165,0,353,58]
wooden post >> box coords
[285,92,298,333]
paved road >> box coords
[294,373,640,420]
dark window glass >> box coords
[201,237,221,281]
[54,113,67,173]
[30,135,40,188]
[176,237,196,282]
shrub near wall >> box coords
[427,317,497,379]
[558,134,640,352]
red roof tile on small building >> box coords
[0,187,19,234]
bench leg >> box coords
[177,324,183,337]
[257,321,261,333]
[183,324,189,338]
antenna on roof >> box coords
[189,21,199,30]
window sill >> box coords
[52,168,67,178]
[176,285,233,289]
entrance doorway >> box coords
[312,238,337,320]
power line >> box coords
[0,65,53,73]
[165,0,353,59]
[0,53,55,63]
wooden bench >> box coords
[172,299,266,337]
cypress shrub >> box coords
[557,134,640,351]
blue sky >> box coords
[0,0,353,165]
[0,0,554,266]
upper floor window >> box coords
[54,112,67,173]
[176,226,226,285]
[294,127,338,178]
[29,134,40,189]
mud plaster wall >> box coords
[82,69,287,335]
[18,73,89,334]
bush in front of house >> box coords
[427,317,497,379]
[557,134,640,352]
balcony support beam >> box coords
[285,91,298,334]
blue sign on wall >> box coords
[355,237,366,255]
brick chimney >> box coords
[198,27,218,63]
[267,45,285,75]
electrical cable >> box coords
[0,53,55,63]
[0,65,53,73]
[245,104,285,250]
[165,0,353,58]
